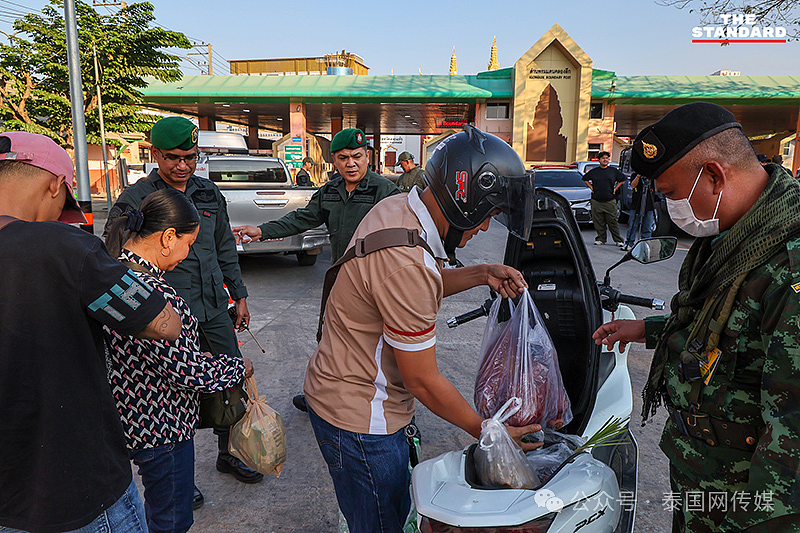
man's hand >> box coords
[243,357,254,378]
[487,264,528,299]
[592,319,646,352]
[232,225,261,244]
[234,298,250,331]
[506,423,545,452]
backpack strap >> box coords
[317,227,436,342]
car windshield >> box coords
[534,170,589,188]
[209,159,287,183]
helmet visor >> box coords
[494,172,534,241]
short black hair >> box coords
[597,151,611,159]
[772,154,783,165]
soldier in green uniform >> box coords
[593,102,800,532]
[233,128,399,263]
[233,128,399,413]
[105,117,263,507]
[394,151,426,193]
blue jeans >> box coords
[0,480,146,533]
[308,406,410,533]
[625,208,655,246]
[129,439,195,533]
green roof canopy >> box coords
[142,74,513,104]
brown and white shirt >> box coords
[304,187,448,435]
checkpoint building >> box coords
[140,24,800,179]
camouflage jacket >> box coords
[258,169,399,262]
[396,166,426,193]
[644,237,800,531]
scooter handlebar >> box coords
[447,298,495,328]
[617,293,665,310]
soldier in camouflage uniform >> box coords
[395,151,427,193]
[233,128,399,263]
[593,103,800,532]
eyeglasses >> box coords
[157,149,198,164]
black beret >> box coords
[150,116,199,151]
[631,102,742,179]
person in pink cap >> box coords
[0,131,183,533]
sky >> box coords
[0,0,797,77]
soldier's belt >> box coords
[668,406,762,453]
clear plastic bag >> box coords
[228,375,287,477]
[525,429,586,482]
[474,397,540,489]
[474,289,572,428]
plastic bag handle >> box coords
[244,375,259,402]
[492,397,522,424]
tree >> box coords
[657,0,800,40]
[0,1,190,151]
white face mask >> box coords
[665,167,723,237]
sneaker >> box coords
[622,245,631,252]
[615,242,625,248]
[594,240,603,246]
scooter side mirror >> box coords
[630,237,678,264]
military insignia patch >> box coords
[356,132,363,144]
[642,141,658,159]
[792,282,800,294]
[191,127,199,144]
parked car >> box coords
[531,165,592,225]
[206,155,329,266]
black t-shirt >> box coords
[583,165,626,202]
[0,220,167,532]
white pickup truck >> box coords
[206,155,329,266]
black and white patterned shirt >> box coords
[105,250,246,450]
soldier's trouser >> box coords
[196,308,242,454]
[590,199,622,243]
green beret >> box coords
[150,116,199,151]
[331,128,368,153]
[631,102,741,179]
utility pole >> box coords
[93,42,114,210]
[187,41,212,75]
[65,0,93,232]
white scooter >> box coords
[412,189,676,533]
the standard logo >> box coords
[692,13,787,43]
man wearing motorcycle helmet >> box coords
[302,125,541,533]
[593,102,800,532]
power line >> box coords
[0,0,42,14]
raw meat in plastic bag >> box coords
[474,289,572,428]
[474,397,540,489]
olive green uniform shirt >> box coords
[106,170,248,322]
[396,166,426,193]
[258,169,399,262]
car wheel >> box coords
[297,252,317,266]
[617,200,629,224]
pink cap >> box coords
[0,132,87,224]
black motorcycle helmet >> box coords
[425,125,534,260]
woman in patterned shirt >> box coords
[105,188,253,533]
